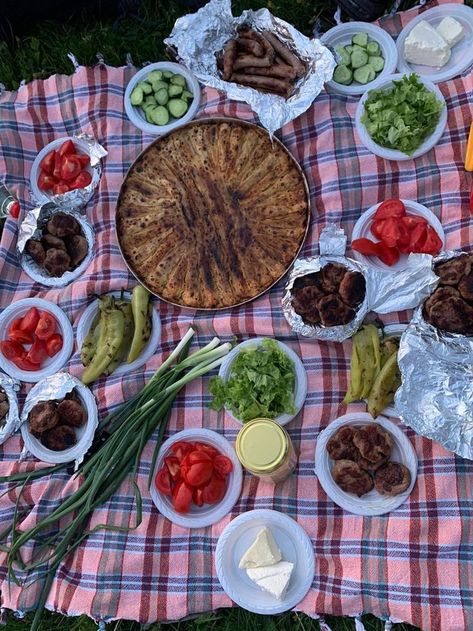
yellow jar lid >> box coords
[235,418,288,473]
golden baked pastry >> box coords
[116,119,309,309]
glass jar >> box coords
[235,418,297,484]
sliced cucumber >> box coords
[155,87,169,105]
[353,65,376,84]
[368,55,385,72]
[151,105,170,125]
[352,32,368,47]
[367,41,380,55]
[345,45,354,54]
[351,49,369,69]
[181,90,194,101]
[144,95,157,105]
[163,70,173,79]
[335,45,351,66]
[137,81,153,95]
[147,70,163,82]
[145,108,156,123]
[152,79,168,93]
[333,64,353,85]
[170,74,186,87]
[130,86,143,106]
[168,98,188,118]
[168,84,183,97]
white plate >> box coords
[0,298,74,383]
[215,509,314,615]
[396,4,473,83]
[355,73,448,160]
[20,374,98,464]
[75,291,161,377]
[321,22,398,96]
[124,62,201,135]
[150,428,243,529]
[315,413,417,516]
[217,337,307,426]
[351,199,445,272]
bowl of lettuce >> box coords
[355,73,447,160]
[209,337,307,426]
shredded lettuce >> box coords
[361,74,443,155]
[209,338,296,422]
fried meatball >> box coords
[339,271,366,308]
[321,263,347,293]
[25,239,46,266]
[41,424,77,451]
[66,234,88,268]
[434,255,472,286]
[327,425,361,461]
[46,212,81,238]
[293,272,324,290]
[427,294,473,334]
[292,285,324,324]
[374,462,411,496]
[318,294,355,327]
[458,273,473,303]
[44,248,71,277]
[28,401,59,434]
[352,424,393,465]
[57,399,86,428]
[41,234,67,252]
[0,387,7,402]
[332,459,374,496]
[356,454,389,473]
[65,388,82,404]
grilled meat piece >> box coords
[321,263,347,293]
[423,287,460,320]
[42,424,77,451]
[332,459,374,496]
[374,462,411,496]
[458,273,473,303]
[352,424,393,464]
[46,212,81,238]
[434,255,472,286]
[28,401,59,434]
[427,294,473,334]
[41,234,67,252]
[293,272,324,290]
[292,285,324,324]
[318,293,355,327]
[339,271,366,307]
[327,425,361,461]
[57,399,86,428]
[44,248,71,277]
[25,239,46,265]
[66,234,88,268]
[356,454,389,473]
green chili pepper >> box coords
[105,301,134,375]
[127,285,151,363]
[82,306,125,385]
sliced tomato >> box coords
[172,480,193,513]
[213,454,233,478]
[193,442,219,458]
[164,455,181,481]
[0,340,26,361]
[373,199,405,221]
[26,338,47,365]
[409,223,427,253]
[8,318,23,336]
[170,441,195,462]
[69,171,92,190]
[155,467,172,496]
[352,238,381,257]
[38,171,57,191]
[76,154,90,168]
[53,153,63,180]
[182,459,214,488]
[57,139,76,158]
[9,201,20,219]
[418,226,442,255]
[370,219,385,240]
[377,245,400,266]
[35,311,57,340]
[12,356,40,372]
[202,474,227,505]
[401,214,427,231]
[193,487,204,507]
[19,307,40,334]
[396,221,410,249]
[40,150,56,175]
[45,333,63,357]
[9,328,33,344]
[378,216,400,248]
[182,449,213,467]
[398,240,412,255]
[60,155,82,181]
[53,182,70,195]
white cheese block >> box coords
[404,20,451,68]
[239,527,282,569]
[247,561,294,600]
[436,17,464,48]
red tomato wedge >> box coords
[9,328,33,344]
[69,171,92,190]
[40,150,56,175]
[53,153,63,180]
[418,226,442,255]
[170,441,194,462]
[409,223,427,253]
[19,307,40,334]
[202,474,226,505]
[401,214,427,231]
[164,456,181,481]
[373,199,405,221]
[213,454,233,478]
[172,480,193,513]
[60,155,82,181]
[377,245,400,267]
[53,183,70,195]
[352,238,381,257]
[193,442,219,458]
[193,487,204,507]
[377,216,400,248]
[76,154,90,168]
[57,139,76,158]
[38,172,57,192]
[26,338,48,365]
[182,458,213,487]
[396,221,410,249]
[155,467,172,496]
[45,333,63,357]
[35,312,57,340]
[370,219,385,240]
[8,318,23,336]
[1,340,26,361]
[12,356,40,372]
[181,449,213,466]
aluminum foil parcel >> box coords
[0,374,20,446]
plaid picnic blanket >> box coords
[0,1,472,628]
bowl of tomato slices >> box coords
[351,198,445,272]
[150,428,243,529]
[0,298,74,383]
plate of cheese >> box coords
[215,509,314,614]
[396,3,473,83]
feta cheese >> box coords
[436,17,464,48]
[239,527,282,569]
[247,561,294,600]
[404,20,451,68]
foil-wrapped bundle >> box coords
[17,203,95,287]
[0,374,20,445]
[164,0,336,135]
[282,224,438,342]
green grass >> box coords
[0,0,423,629]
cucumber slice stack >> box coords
[334,34,385,86]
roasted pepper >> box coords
[82,305,125,385]
[127,285,151,363]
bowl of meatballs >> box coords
[21,376,98,463]
[315,413,417,516]
[21,210,93,286]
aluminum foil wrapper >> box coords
[0,374,20,445]
[282,224,438,341]
[17,203,95,287]
[20,372,98,468]
[164,0,336,135]
[395,250,473,460]
[32,133,107,212]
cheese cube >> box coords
[436,17,465,47]
[239,527,282,569]
[404,20,451,68]
[247,561,294,600]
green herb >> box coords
[209,338,296,422]
[361,73,443,155]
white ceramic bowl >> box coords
[217,338,307,426]
[315,413,417,516]
[75,291,161,378]
[321,22,398,96]
[20,375,98,464]
[124,62,201,135]
[351,199,445,272]
[30,136,98,207]
[150,428,243,529]
[0,298,74,383]
[355,73,448,160]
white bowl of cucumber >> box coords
[124,61,201,135]
[321,23,398,96]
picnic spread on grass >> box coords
[0,0,473,628]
